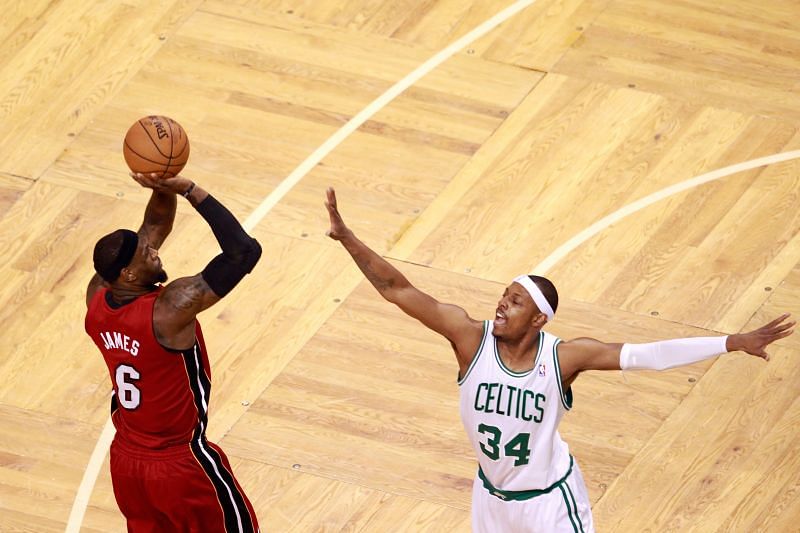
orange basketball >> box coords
[123,115,190,178]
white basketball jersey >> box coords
[459,320,572,491]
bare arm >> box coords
[131,172,184,250]
[325,187,483,373]
[557,314,795,388]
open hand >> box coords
[728,313,794,361]
[325,187,352,240]
[130,172,192,195]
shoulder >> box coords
[558,337,604,354]
[459,316,488,346]
[557,336,623,376]
[86,274,107,308]
[157,276,207,311]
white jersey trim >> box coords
[552,339,573,410]
[458,320,489,386]
[493,331,544,378]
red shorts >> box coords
[110,437,259,533]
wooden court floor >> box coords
[1,0,799,531]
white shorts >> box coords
[471,459,594,533]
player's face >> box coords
[130,238,168,285]
[494,282,536,338]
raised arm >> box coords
[137,176,177,250]
[131,174,262,349]
[325,187,483,373]
[557,314,795,387]
[85,174,178,307]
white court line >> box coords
[65,1,537,531]
[66,418,115,530]
[534,150,800,275]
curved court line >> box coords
[66,418,115,531]
[66,1,538,531]
[534,150,800,275]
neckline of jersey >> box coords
[492,329,544,377]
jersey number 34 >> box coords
[478,423,531,466]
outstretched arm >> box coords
[132,174,262,349]
[325,187,483,373]
[557,314,795,387]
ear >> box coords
[121,267,137,283]
[532,313,548,329]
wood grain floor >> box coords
[1,1,798,531]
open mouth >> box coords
[495,310,507,325]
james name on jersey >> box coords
[473,382,547,423]
[98,330,140,356]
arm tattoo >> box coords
[169,279,205,311]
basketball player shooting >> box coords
[85,173,261,532]
[324,187,794,533]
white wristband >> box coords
[620,336,729,371]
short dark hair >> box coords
[528,275,558,313]
[93,229,138,282]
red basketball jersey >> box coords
[85,287,212,450]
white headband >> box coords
[512,275,555,320]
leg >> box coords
[563,461,594,533]
[110,448,171,533]
[151,440,259,533]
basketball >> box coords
[122,115,190,178]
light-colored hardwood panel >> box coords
[195,2,540,104]
[0,172,32,218]
[148,33,523,146]
[469,0,611,71]
[349,493,469,532]
[408,74,799,330]
[0,0,203,179]
[557,134,800,331]
[405,74,696,273]
[717,227,800,334]
[747,260,800,354]
[228,0,611,71]
[0,0,54,74]
[553,0,800,121]
[0,403,102,532]
[694,397,800,532]
[562,126,800,331]
[221,457,471,532]
[593,293,800,532]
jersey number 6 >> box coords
[115,364,141,410]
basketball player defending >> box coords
[324,187,794,533]
[85,173,261,532]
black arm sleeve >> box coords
[195,195,262,296]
